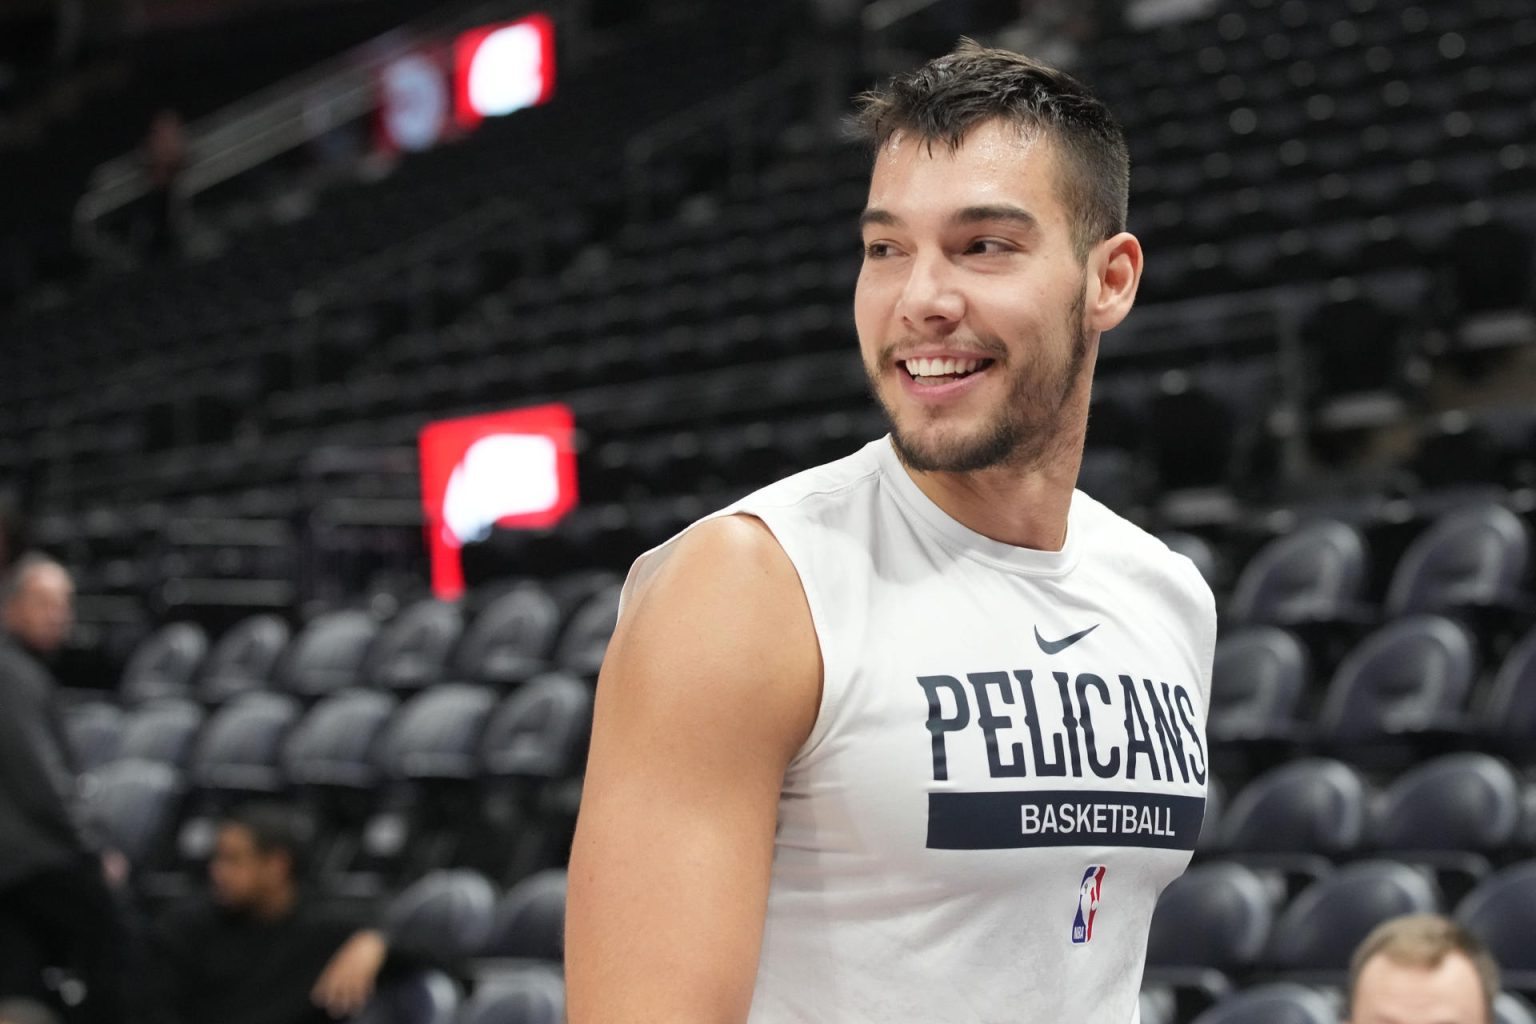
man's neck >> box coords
[251,886,298,923]
[902,456,1079,550]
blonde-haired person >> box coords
[1347,913,1500,1024]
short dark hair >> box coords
[222,802,313,878]
[852,39,1130,261]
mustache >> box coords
[876,337,1010,365]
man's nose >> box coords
[895,252,964,331]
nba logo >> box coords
[1071,865,1107,944]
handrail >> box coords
[861,0,953,33]
[73,0,550,247]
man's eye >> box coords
[966,239,1013,255]
[863,242,893,259]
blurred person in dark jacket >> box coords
[0,554,132,1024]
[145,803,418,1024]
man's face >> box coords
[2,563,74,654]
[209,824,290,912]
[855,119,1096,474]
[1349,952,1489,1024]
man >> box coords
[146,803,410,1024]
[1347,914,1500,1024]
[566,41,1215,1023]
[0,554,131,1024]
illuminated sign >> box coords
[453,13,555,130]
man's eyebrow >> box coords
[952,204,1041,230]
[859,208,900,230]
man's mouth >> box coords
[899,357,996,386]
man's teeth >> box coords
[906,357,984,377]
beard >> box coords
[866,290,1091,474]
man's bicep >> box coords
[566,516,820,1024]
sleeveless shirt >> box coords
[621,437,1217,1024]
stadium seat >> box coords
[1208,625,1310,743]
[188,690,301,794]
[62,699,124,773]
[364,598,463,694]
[1498,993,1536,1024]
[1219,759,1370,874]
[1188,983,1339,1024]
[355,970,460,1024]
[1383,503,1532,618]
[385,869,497,963]
[554,582,621,679]
[1146,861,1276,1007]
[116,698,205,768]
[120,621,208,704]
[1138,985,1176,1024]
[453,968,565,1024]
[1227,519,1369,628]
[1298,291,1413,416]
[1264,861,1441,977]
[80,757,184,871]
[453,584,562,688]
[1483,627,1536,758]
[283,688,398,791]
[1158,531,1224,591]
[197,614,291,705]
[1317,614,1478,744]
[278,609,379,699]
[376,684,497,785]
[478,869,566,964]
[1374,752,1522,876]
[1456,861,1536,989]
[480,672,591,782]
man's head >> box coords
[851,41,1141,476]
[0,553,74,655]
[1347,913,1499,1024]
[210,803,310,916]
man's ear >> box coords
[1086,231,1142,334]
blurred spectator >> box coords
[0,999,61,1024]
[1348,913,1498,1024]
[141,108,187,256]
[144,803,421,1024]
[0,554,132,1024]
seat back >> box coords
[354,969,460,1024]
[1483,626,1536,742]
[1265,861,1440,971]
[365,599,463,693]
[1319,615,1478,741]
[199,614,290,704]
[1228,520,1368,625]
[190,691,302,793]
[62,700,124,773]
[1209,626,1309,739]
[454,968,564,1024]
[283,688,398,789]
[1220,758,1369,855]
[1189,983,1339,1024]
[1457,862,1536,972]
[554,583,621,679]
[121,622,208,704]
[116,699,205,767]
[455,584,561,687]
[481,869,567,961]
[278,610,378,699]
[81,758,184,868]
[1376,752,1521,853]
[1385,503,1531,617]
[385,869,497,962]
[1146,862,1274,971]
[375,684,496,782]
[480,673,591,780]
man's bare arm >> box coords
[565,515,821,1024]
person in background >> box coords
[0,554,132,1024]
[145,803,418,1024]
[1347,913,1500,1024]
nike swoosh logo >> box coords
[1035,623,1100,655]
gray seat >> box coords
[554,583,621,679]
[376,684,497,784]
[283,688,398,791]
[120,622,208,704]
[480,673,591,781]
[1228,520,1368,626]
[355,969,460,1024]
[1376,752,1522,857]
[1147,861,1275,975]
[1457,862,1536,981]
[278,610,379,699]
[455,585,561,688]
[62,700,124,773]
[1220,758,1370,858]
[1496,993,1536,1024]
[1318,615,1478,742]
[385,869,498,963]
[479,869,566,962]
[1385,502,1531,617]
[1264,861,1440,974]
[1158,531,1223,590]
[199,614,290,704]
[1189,983,1338,1024]
[189,691,302,794]
[1138,985,1176,1024]
[365,599,463,694]
[81,758,184,869]
[1208,626,1309,742]
[1482,626,1536,750]
[116,699,205,768]
[453,967,564,1024]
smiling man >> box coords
[566,41,1216,1023]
